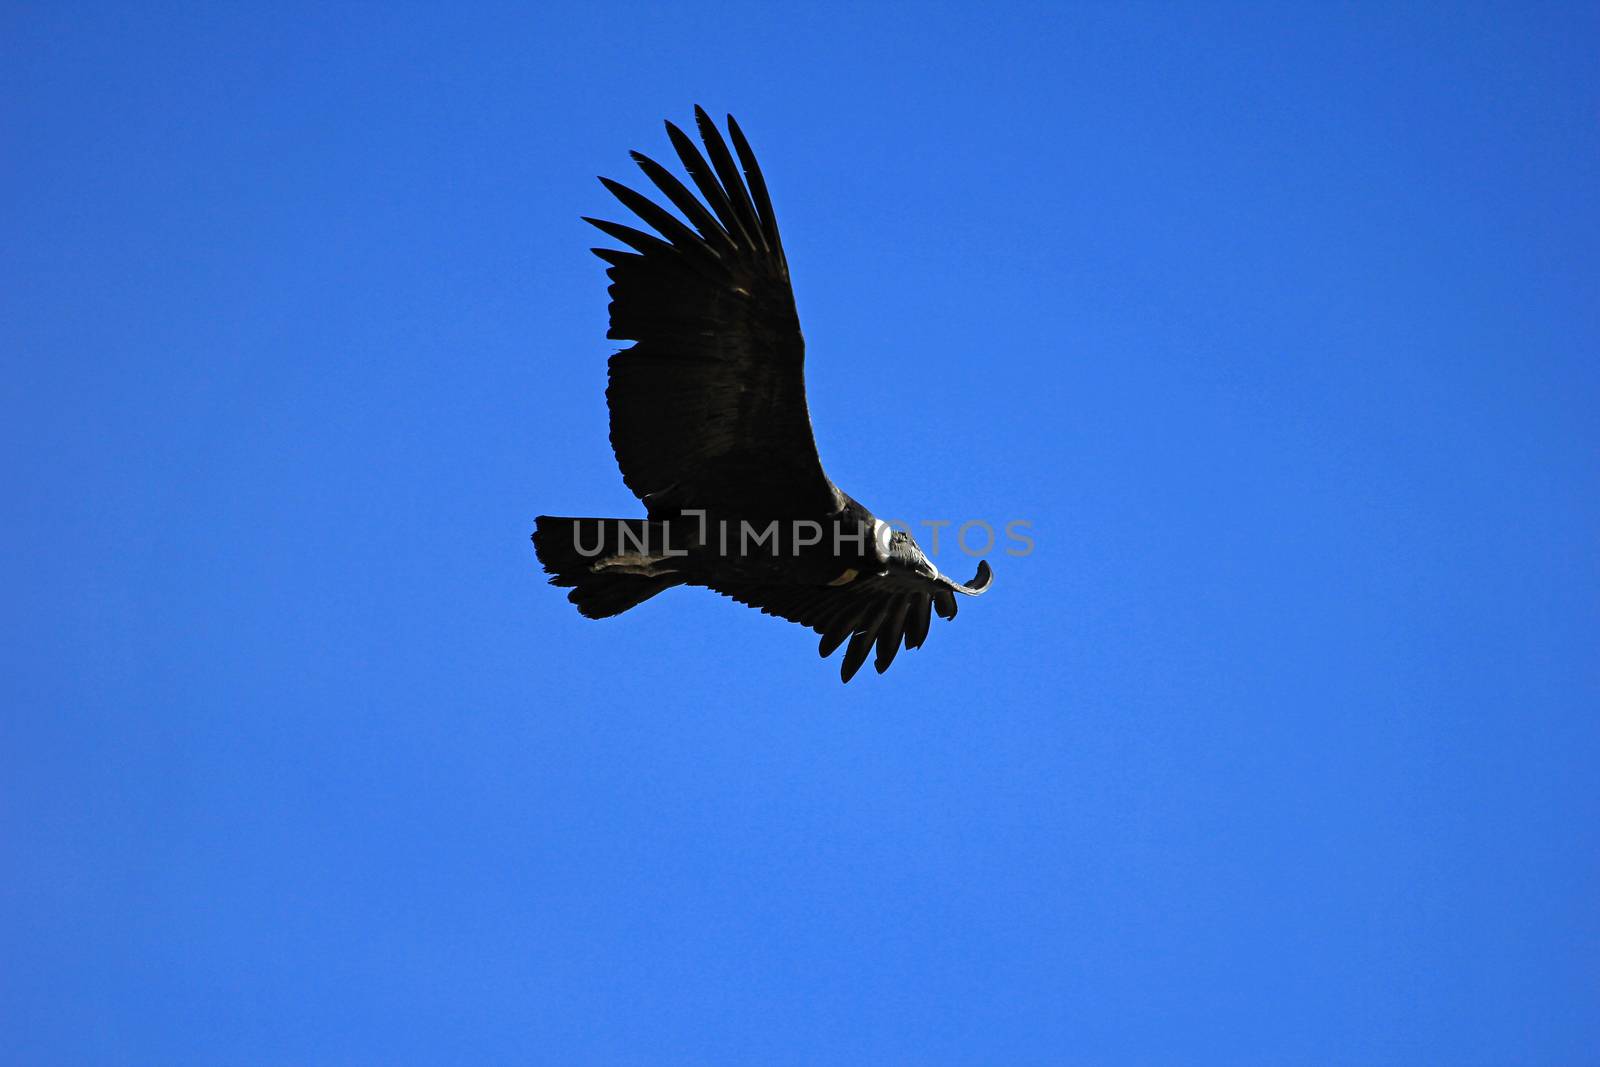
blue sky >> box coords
[4,3,1597,1063]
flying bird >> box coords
[533,108,991,681]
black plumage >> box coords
[533,108,992,681]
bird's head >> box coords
[880,524,940,582]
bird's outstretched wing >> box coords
[586,107,839,519]
[710,561,994,682]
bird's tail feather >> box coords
[532,516,682,619]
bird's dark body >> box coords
[533,108,991,681]
[575,497,880,581]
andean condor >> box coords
[533,108,992,681]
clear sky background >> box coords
[4,3,1597,1063]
